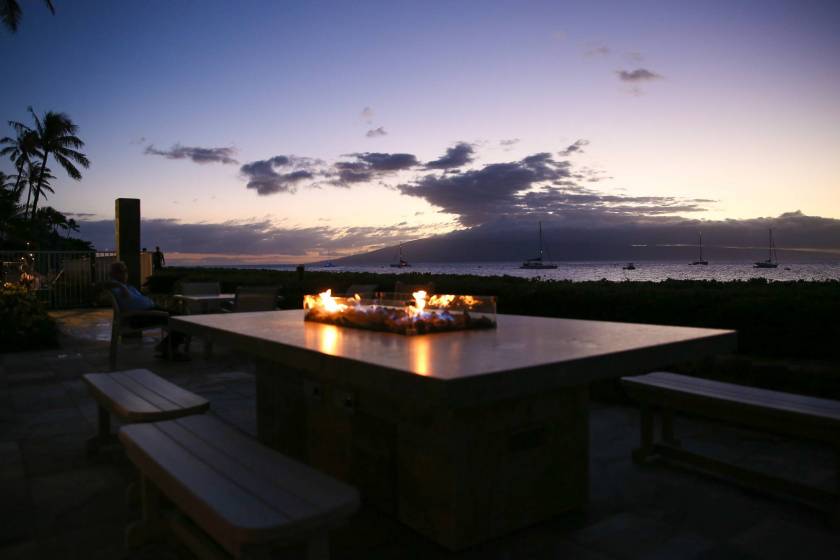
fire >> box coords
[303,289,347,314]
[409,290,427,317]
[303,289,496,335]
[428,294,455,307]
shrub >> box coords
[0,283,59,352]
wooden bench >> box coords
[119,414,360,559]
[622,371,840,524]
[83,368,209,452]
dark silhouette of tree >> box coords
[0,127,41,197]
[10,107,89,221]
[1,0,54,32]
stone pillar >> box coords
[115,198,141,287]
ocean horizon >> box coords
[173,260,840,282]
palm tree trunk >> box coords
[11,163,24,196]
[24,180,33,216]
[29,151,50,221]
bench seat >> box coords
[622,371,840,523]
[119,414,360,559]
[83,368,209,451]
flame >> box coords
[412,290,427,313]
[459,295,479,307]
[303,289,347,313]
[428,294,455,307]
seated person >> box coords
[108,261,187,359]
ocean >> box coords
[227,261,840,282]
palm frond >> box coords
[52,153,83,180]
[1,0,22,32]
[43,0,54,15]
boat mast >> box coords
[538,221,544,259]
[768,229,773,263]
[699,232,703,262]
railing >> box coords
[1,250,119,309]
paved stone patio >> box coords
[1,309,838,559]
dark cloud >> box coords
[366,126,387,138]
[76,217,426,260]
[425,142,474,170]
[360,106,374,123]
[333,152,419,185]
[559,139,589,156]
[616,68,662,82]
[144,144,238,165]
[398,149,718,227]
[400,153,572,226]
[240,155,321,195]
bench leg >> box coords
[662,409,681,448]
[833,448,840,529]
[126,476,165,548]
[632,404,656,464]
[204,339,214,359]
[307,531,330,560]
[86,404,113,455]
[109,332,118,371]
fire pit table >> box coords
[170,309,735,550]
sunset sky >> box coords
[2,0,839,262]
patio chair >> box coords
[177,281,222,314]
[106,289,170,371]
[345,284,378,298]
[224,285,283,312]
[178,281,221,295]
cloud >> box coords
[399,149,717,227]
[500,138,520,147]
[333,152,419,185]
[144,143,238,165]
[240,155,323,195]
[400,152,573,226]
[365,126,387,138]
[360,106,374,124]
[616,68,662,82]
[76,217,428,260]
[559,139,589,156]
[584,43,610,57]
[425,142,475,170]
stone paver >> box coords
[0,308,837,559]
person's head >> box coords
[155,246,160,251]
[110,261,128,283]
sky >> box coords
[2,0,840,262]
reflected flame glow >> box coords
[319,324,340,355]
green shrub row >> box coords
[147,268,840,362]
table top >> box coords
[172,293,235,302]
[171,310,736,402]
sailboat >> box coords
[520,222,557,269]
[390,244,410,268]
[690,232,708,265]
[754,228,778,269]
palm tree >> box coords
[23,161,53,214]
[1,127,40,196]
[66,217,79,237]
[0,170,13,191]
[11,107,89,221]
[1,0,54,32]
